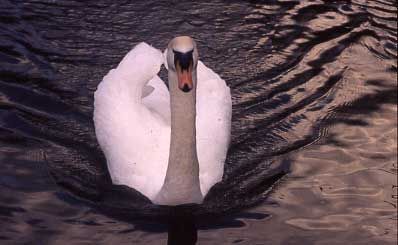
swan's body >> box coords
[94,37,231,205]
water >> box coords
[0,0,396,244]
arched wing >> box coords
[93,42,170,200]
[196,61,232,195]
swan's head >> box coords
[166,36,198,93]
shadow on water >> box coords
[167,213,197,245]
[165,207,269,245]
[57,182,275,244]
[106,204,271,245]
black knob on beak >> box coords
[181,84,191,93]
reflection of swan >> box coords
[94,36,231,205]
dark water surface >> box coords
[0,0,397,244]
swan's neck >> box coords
[154,70,203,205]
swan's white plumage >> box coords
[94,42,231,200]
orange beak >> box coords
[176,62,193,93]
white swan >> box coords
[93,36,231,205]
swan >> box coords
[93,36,231,205]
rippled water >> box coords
[0,0,397,244]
